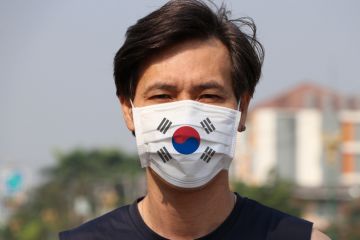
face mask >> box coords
[132,100,241,188]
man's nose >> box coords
[176,92,195,101]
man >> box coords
[59,0,330,239]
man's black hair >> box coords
[114,0,264,101]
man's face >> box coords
[122,37,240,132]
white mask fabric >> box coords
[132,100,241,188]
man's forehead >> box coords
[132,37,234,101]
[139,37,230,72]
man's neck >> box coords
[138,169,235,240]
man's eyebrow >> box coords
[143,81,226,96]
[192,82,226,92]
[143,83,178,95]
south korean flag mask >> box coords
[132,100,241,188]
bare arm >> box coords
[311,229,331,240]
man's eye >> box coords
[150,94,171,99]
[200,94,220,99]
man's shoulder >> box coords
[243,198,331,240]
[242,197,305,222]
[239,196,314,240]
[242,197,280,215]
[59,204,134,240]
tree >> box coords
[1,148,143,240]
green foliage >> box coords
[232,179,301,217]
[1,148,143,240]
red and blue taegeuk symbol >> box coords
[172,126,200,155]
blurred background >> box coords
[1,0,359,239]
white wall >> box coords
[296,110,323,187]
[252,109,277,184]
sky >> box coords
[1,0,359,187]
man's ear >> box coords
[119,96,135,132]
[238,93,251,132]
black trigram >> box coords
[157,118,172,134]
[200,117,215,134]
[157,147,172,163]
[200,147,216,163]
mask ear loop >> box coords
[237,99,246,132]
[129,99,135,108]
[129,99,136,136]
[129,99,135,122]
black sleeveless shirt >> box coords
[59,193,313,240]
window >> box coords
[355,154,360,173]
[276,113,296,181]
[354,123,360,141]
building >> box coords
[230,83,360,229]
